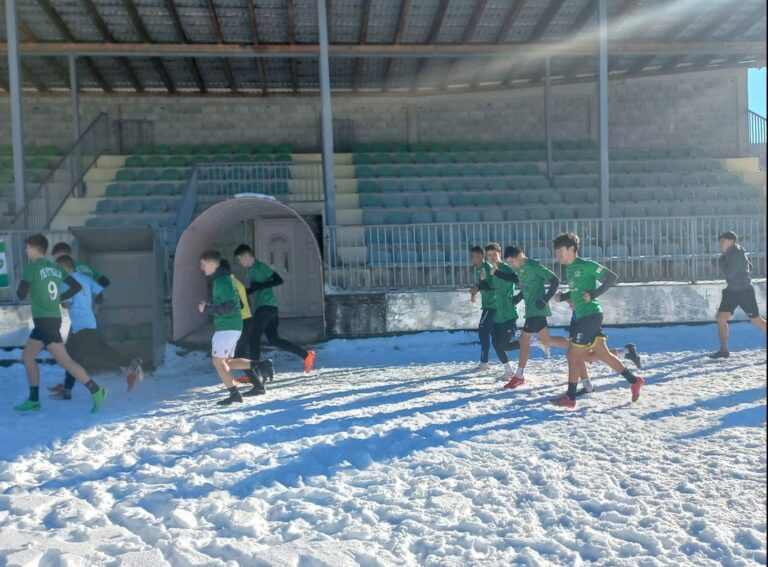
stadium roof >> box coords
[0,0,765,94]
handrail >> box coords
[13,113,111,231]
[175,168,199,242]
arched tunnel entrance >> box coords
[172,195,325,346]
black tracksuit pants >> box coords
[249,306,308,362]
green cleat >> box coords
[90,387,107,413]
[14,400,41,412]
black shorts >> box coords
[522,316,548,334]
[29,317,63,346]
[492,319,517,337]
[719,288,760,318]
[569,313,605,348]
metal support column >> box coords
[5,0,27,223]
[544,56,553,180]
[597,0,610,220]
[317,0,337,231]
[69,56,83,197]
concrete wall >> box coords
[0,67,748,156]
[325,280,767,337]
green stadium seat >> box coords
[506,210,527,221]
[358,180,378,193]
[371,154,391,165]
[422,180,443,192]
[152,183,177,196]
[377,166,397,178]
[137,169,159,181]
[465,179,487,191]
[496,193,519,206]
[576,206,600,219]
[459,210,481,222]
[145,156,167,168]
[124,156,144,168]
[444,179,464,192]
[357,166,376,179]
[132,145,153,155]
[475,194,496,206]
[127,183,151,196]
[435,211,457,223]
[153,145,173,155]
[429,194,450,207]
[401,180,422,192]
[451,194,474,207]
[460,165,480,177]
[115,169,136,182]
[433,153,453,164]
[482,210,504,222]
[439,165,459,178]
[530,176,550,189]
[392,153,412,164]
[363,211,386,224]
[487,179,507,191]
[85,217,106,227]
[383,194,404,208]
[167,155,190,167]
[412,153,431,164]
[145,199,169,213]
[192,144,214,155]
[646,205,668,217]
[95,199,118,214]
[409,143,429,152]
[105,184,126,197]
[380,180,400,193]
[173,145,194,155]
[552,208,574,220]
[119,199,143,213]
[386,211,411,224]
[540,192,563,205]
[400,165,418,178]
[509,177,530,190]
[360,194,383,208]
[418,165,439,178]
[405,194,428,207]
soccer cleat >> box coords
[475,363,491,373]
[498,364,514,381]
[550,394,576,410]
[47,383,65,393]
[242,382,266,397]
[531,337,551,359]
[91,387,107,413]
[709,350,730,360]
[257,359,274,383]
[216,391,243,406]
[504,376,525,390]
[630,376,645,403]
[50,390,72,400]
[303,351,317,374]
[125,358,144,392]
[580,378,595,394]
[234,375,251,384]
[14,400,41,412]
[624,343,642,369]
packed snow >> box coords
[0,323,765,566]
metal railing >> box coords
[326,215,766,290]
[195,161,324,202]
[175,168,199,242]
[13,113,111,231]
[748,110,766,170]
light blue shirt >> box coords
[61,272,103,334]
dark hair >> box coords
[55,254,75,271]
[25,234,48,254]
[504,245,522,259]
[469,246,484,255]
[234,244,254,257]
[220,258,231,270]
[51,242,72,256]
[553,232,580,251]
[200,249,222,262]
[718,231,738,242]
[484,242,502,253]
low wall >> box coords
[325,280,767,337]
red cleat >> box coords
[234,375,251,384]
[126,372,137,392]
[304,351,316,374]
[504,376,525,390]
[631,376,645,403]
[550,394,576,410]
[47,383,65,393]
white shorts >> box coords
[211,330,242,359]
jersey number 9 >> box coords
[48,281,58,301]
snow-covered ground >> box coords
[0,323,765,567]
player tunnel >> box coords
[172,195,325,344]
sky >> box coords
[748,67,766,117]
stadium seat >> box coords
[405,194,428,207]
[528,209,551,221]
[105,184,126,197]
[386,211,411,224]
[435,211,458,223]
[152,183,177,196]
[581,245,603,258]
[401,180,422,193]
[496,194,519,206]
[459,211,481,222]
[124,156,144,168]
[358,180,378,193]
[482,210,504,222]
[429,195,450,207]
[606,244,629,257]
[412,211,434,224]
[422,180,443,192]
[390,228,415,245]
[368,247,393,267]
[137,169,159,181]
[422,248,446,264]
[127,183,151,196]
[383,195,405,208]
[475,194,496,206]
[363,211,386,224]
[119,199,144,213]
[380,180,400,193]
[95,200,118,214]
[451,194,474,207]
[444,179,465,192]
[393,248,419,265]
[359,195,382,208]
[658,242,682,256]
[115,169,136,182]
[506,210,527,221]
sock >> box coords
[515,366,525,378]
[227,386,239,397]
[502,362,512,371]
[29,386,39,402]
[84,380,100,395]
[620,369,637,384]
[567,382,578,400]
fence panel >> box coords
[748,110,766,171]
[326,215,766,291]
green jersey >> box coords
[249,260,278,309]
[566,257,608,320]
[22,258,64,318]
[73,259,102,282]
[517,258,558,318]
[212,274,243,332]
[493,263,518,323]
[474,261,495,310]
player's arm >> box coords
[246,268,283,294]
[202,279,238,314]
[556,290,571,302]
[60,275,82,301]
[492,269,519,284]
[538,274,561,309]
[89,278,105,304]
[584,265,618,301]
[511,292,524,306]
[16,280,30,300]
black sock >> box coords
[29,386,40,402]
[567,382,578,400]
[620,369,637,384]
[84,380,100,394]
[227,386,239,397]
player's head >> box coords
[718,231,738,253]
[484,242,502,264]
[219,258,232,273]
[234,244,255,268]
[24,234,48,260]
[199,249,222,276]
[55,255,75,273]
[504,245,526,269]
[553,232,579,265]
[469,245,485,267]
[51,242,73,260]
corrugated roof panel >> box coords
[329,0,365,43]
[175,0,218,43]
[415,58,451,90]
[398,0,441,43]
[507,1,547,43]
[293,0,319,43]
[386,58,420,90]
[16,3,67,41]
[254,0,290,43]
[90,0,142,42]
[472,1,513,44]
[365,0,401,43]
[46,0,103,41]
[161,58,200,91]
[330,58,356,89]
[437,0,477,43]
[261,59,293,90]
[296,57,319,90]
[134,0,183,42]
[357,58,387,90]
[128,57,165,90]
[195,58,231,89]
[211,0,254,43]
[227,58,262,89]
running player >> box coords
[14,234,106,413]
[549,232,644,409]
[50,255,143,398]
[710,231,766,358]
[51,242,110,288]
[478,243,518,379]
[233,244,316,375]
[199,250,271,404]
[469,245,496,372]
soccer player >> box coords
[233,244,316,375]
[710,231,766,359]
[199,250,270,404]
[479,243,519,379]
[469,245,496,372]
[490,245,559,389]
[14,234,106,413]
[549,232,644,409]
[50,255,143,399]
[51,242,110,288]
